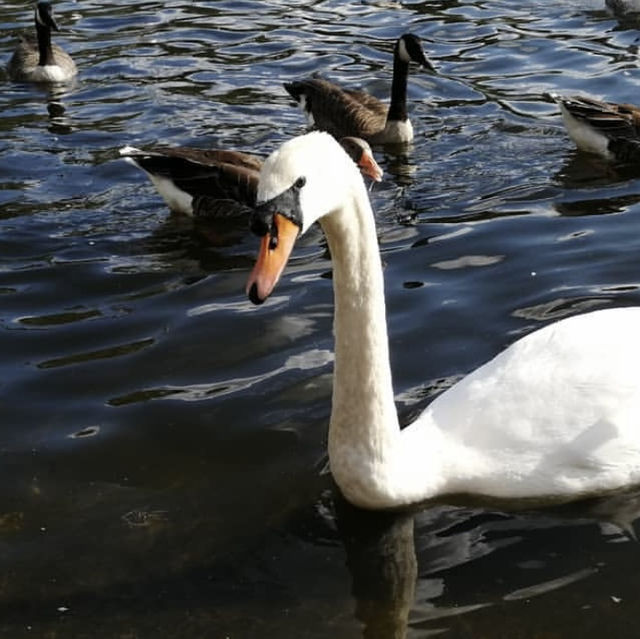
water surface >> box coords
[2,0,640,636]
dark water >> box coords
[3,0,640,636]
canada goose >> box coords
[551,93,640,162]
[246,131,640,510]
[284,33,434,144]
[7,2,77,83]
[119,137,383,217]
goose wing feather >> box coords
[285,77,387,139]
[125,147,259,208]
[560,95,640,138]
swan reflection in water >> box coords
[332,487,640,638]
[336,498,417,639]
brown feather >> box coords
[553,93,640,162]
[283,34,432,144]
[121,137,381,217]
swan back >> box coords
[415,307,640,499]
[247,134,640,509]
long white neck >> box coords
[321,182,405,508]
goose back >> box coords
[552,94,640,160]
[284,33,432,144]
[284,77,388,141]
[120,147,261,218]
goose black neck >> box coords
[36,22,55,66]
[386,56,409,123]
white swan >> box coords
[246,131,640,510]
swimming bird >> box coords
[284,33,434,144]
[7,2,77,83]
[550,93,640,162]
[120,137,383,218]
[246,131,640,510]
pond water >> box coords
[3,0,640,636]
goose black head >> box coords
[35,2,60,32]
[396,33,434,72]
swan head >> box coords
[246,131,366,305]
[35,2,60,32]
[396,33,434,72]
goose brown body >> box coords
[284,34,433,144]
[552,94,640,162]
[121,147,262,218]
[120,137,382,217]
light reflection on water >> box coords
[2,0,640,636]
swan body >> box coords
[7,2,77,83]
[246,131,640,510]
[551,93,640,162]
[283,34,433,144]
[120,137,382,218]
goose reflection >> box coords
[551,152,640,217]
[382,145,419,188]
[47,97,73,135]
[38,81,76,134]
[105,209,256,277]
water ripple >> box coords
[3,0,640,636]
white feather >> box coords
[376,119,414,144]
[27,64,74,83]
[397,37,411,63]
[119,145,142,156]
[145,174,194,215]
[120,147,194,215]
[557,102,612,159]
[299,95,315,127]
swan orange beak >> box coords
[246,213,300,305]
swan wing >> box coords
[414,308,640,498]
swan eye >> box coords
[294,176,306,189]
